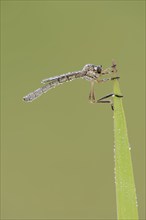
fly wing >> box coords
[23,82,59,102]
[41,70,86,84]
[23,70,86,102]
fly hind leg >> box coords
[96,93,123,110]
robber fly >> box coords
[23,63,122,107]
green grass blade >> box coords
[113,79,139,220]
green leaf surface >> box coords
[113,79,139,220]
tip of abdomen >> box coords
[23,92,36,102]
[23,95,33,102]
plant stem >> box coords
[113,79,139,220]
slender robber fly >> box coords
[23,63,123,107]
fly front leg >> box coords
[89,81,96,103]
[97,76,120,84]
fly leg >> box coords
[97,76,120,84]
[89,81,96,103]
[96,93,123,110]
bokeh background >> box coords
[1,1,145,219]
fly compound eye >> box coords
[96,65,102,73]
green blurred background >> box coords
[1,1,145,219]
